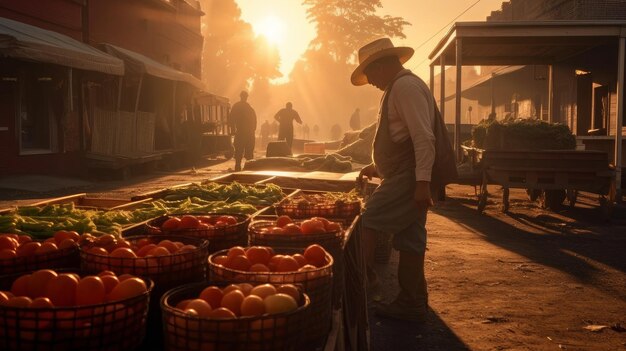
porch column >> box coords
[490,73,496,115]
[455,38,463,161]
[429,64,435,93]
[440,55,445,126]
[548,65,554,123]
[615,36,625,199]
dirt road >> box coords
[1,161,624,350]
[372,186,626,351]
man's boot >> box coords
[234,159,242,172]
[375,251,428,322]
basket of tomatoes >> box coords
[274,191,362,219]
[144,213,250,254]
[207,245,333,347]
[161,282,310,351]
[0,269,152,351]
[79,234,209,296]
[249,216,346,308]
[0,231,81,276]
[248,215,343,255]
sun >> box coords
[255,15,286,45]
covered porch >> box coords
[428,21,626,199]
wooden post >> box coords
[134,76,143,114]
[440,55,446,124]
[68,68,73,112]
[429,64,435,93]
[548,65,554,123]
[455,38,463,161]
[172,81,177,148]
[615,36,625,199]
[490,73,496,115]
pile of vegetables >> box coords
[470,118,576,150]
[156,182,285,207]
[0,198,259,238]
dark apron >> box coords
[362,73,428,252]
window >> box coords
[19,72,63,154]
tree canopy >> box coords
[303,0,410,64]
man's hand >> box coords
[358,163,379,182]
[414,181,434,210]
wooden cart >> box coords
[473,149,616,218]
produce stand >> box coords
[471,149,616,217]
[0,171,370,351]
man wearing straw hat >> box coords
[355,38,435,322]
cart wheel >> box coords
[541,190,566,211]
[478,191,488,213]
[600,180,616,221]
[526,189,541,202]
[501,187,510,213]
[566,189,578,207]
[477,173,488,213]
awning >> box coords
[0,17,124,75]
[101,43,204,90]
[443,66,526,102]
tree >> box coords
[303,0,410,64]
[200,0,281,98]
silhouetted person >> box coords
[274,102,302,153]
[270,120,279,138]
[330,123,342,141]
[260,120,270,146]
[303,124,310,139]
[350,108,361,130]
[230,91,257,171]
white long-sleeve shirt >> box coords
[386,69,436,182]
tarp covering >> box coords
[102,43,204,90]
[0,17,124,75]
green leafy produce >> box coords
[471,118,576,150]
[157,182,286,206]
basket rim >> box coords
[208,247,334,275]
[160,282,310,321]
[79,234,209,259]
[145,212,251,233]
[248,220,343,240]
[0,276,154,311]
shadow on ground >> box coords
[432,195,626,299]
[370,307,470,351]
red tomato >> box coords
[304,244,327,267]
[0,236,18,251]
[311,217,331,230]
[300,219,326,235]
[162,217,181,231]
[283,223,303,235]
[226,255,252,271]
[276,256,300,272]
[197,216,215,224]
[269,227,285,235]
[218,216,237,226]
[179,215,200,229]
[276,215,293,228]
[245,246,271,265]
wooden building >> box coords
[428,21,626,198]
[0,0,217,176]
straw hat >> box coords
[350,38,414,86]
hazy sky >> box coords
[237,0,506,82]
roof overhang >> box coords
[102,43,204,90]
[429,21,626,66]
[0,17,124,75]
